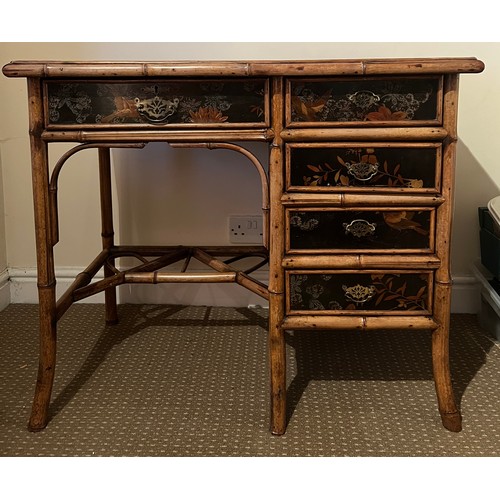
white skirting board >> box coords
[4,267,480,313]
[0,269,10,312]
[6,267,269,309]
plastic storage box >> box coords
[472,260,500,341]
[476,195,500,341]
[479,204,500,279]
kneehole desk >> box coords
[2,58,484,434]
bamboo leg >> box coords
[269,291,286,434]
[27,78,57,431]
[432,74,461,432]
[432,282,462,432]
[268,77,287,434]
[98,147,118,325]
[29,286,57,431]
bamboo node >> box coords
[37,280,56,289]
[435,279,453,287]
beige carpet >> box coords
[0,303,499,456]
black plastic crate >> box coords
[479,207,500,279]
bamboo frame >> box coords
[268,77,287,435]
[41,129,274,143]
[431,74,463,432]
[280,127,449,142]
[67,246,269,303]
[26,77,57,432]
[2,58,484,78]
[52,245,265,302]
[98,147,118,324]
[283,254,441,269]
[282,315,438,330]
[56,249,109,321]
[2,58,484,436]
[111,245,267,257]
[192,248,269,299]
[125,271,237,283]
[281,193,445,207]
[49,142,145,245]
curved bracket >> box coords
[170,142,270,248]
[49,142,146,245]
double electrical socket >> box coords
[229,215,263,244]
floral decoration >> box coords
[302,148,424,189]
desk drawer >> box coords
[287,271,433,315]
[286,143,441,193]
[44,79,269,128]
[286,76,442,126]
[287,208,434,253]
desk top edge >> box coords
[2,57,485,78]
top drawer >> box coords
[44,79,269,129]
[286,76,442,127]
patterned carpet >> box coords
[0,303,499,456]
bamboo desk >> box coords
[2,58,484,434]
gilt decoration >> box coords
[46,80,267,126]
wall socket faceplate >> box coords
[229,215,263,244]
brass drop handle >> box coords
[344,161,380,181]
[343,219,377,238]
[134,96,180,123]
[342,284,376,305]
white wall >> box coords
[0,151,8,309]
[1,42,498,311]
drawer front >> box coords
[286,143,441,192]
[287,271,433,315]
[287,76,442,126]
[44,79,269,128]
[287,208,434,253]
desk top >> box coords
[2,58,485,78]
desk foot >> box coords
[28,388,52,432]
[28,420,48,432]
[440,411,462,432]
[269,293,286,436]
[28,372,53,432]
[432,315,462,433]
[270,428,286,436]
[28,286,57,432]
[104,285,118,325]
